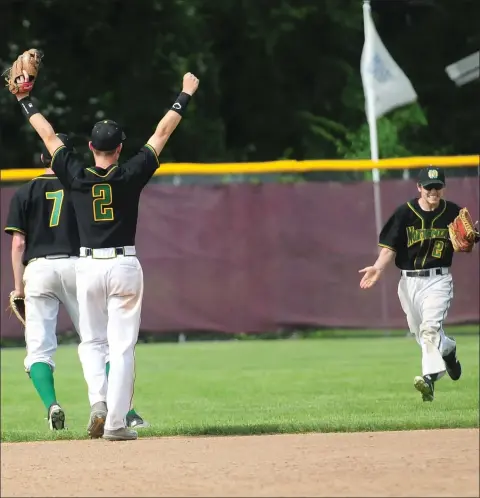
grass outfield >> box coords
[1,334,478,442]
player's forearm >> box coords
[11,242,25,292]
[16,96,63,156]
[147,108,184,157]
[373,247,396,272]
[153,110,182,141]
[147,77,198,156]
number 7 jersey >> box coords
[4,174,80,264]
[50,144,159,249]
[378,198,461,270]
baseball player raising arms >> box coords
[359,166,478,402]
[12,64,199,440]
[4,136,149,431]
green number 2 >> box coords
[45,190,64,227]
[432,240,445,259]
[92,184,114,221]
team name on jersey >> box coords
[406,226,449,247]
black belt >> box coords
[402,268,449,277]
[83,247,126,257]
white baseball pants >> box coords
[75,249,143,431]
[398,270,456,378]
[23,256,80,372]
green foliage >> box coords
[1,334,478,442]
[0,0,478,170]
[338,104,429,159]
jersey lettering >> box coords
[431,240,445,259]
[406,227,449,247]
[45,190,64,227]
[378,198,461,270]
[50,145,160,248]
[92,184,114,222]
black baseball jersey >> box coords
[50,144,159,248]
[379,198,461,270]
[4,174,80,265]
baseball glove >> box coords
[8,291,26,326]
[3,49,43,95]
[448,207,480,252]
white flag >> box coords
[361,2,417,120]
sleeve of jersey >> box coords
[50,146,84,188]
[122,145,160,185]
[378,210,402,252]
[4,191,27,236]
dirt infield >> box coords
[1,429,478,497]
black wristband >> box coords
[18,96,40,119]
[170,92,191,116]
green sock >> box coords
[106,361,137,417]
[29,362,57,411]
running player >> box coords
[359,166,476,401]
[13,71,199,440]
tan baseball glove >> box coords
[8,291,26,326]
[3,49,43,95]
[448,207,480,252]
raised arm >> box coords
[15,72,63,157]
[147,73,199,156]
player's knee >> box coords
[420,324,441,347]
[24,356,55,373]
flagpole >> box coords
[363,0,390,332]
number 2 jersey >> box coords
[50,144,159,249]
[4,174,80,264]
[379,198,461,270]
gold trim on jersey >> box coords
[4,226,26,235]
[86,165,118,177]
[406,202,425,270]
[422,200,447,267]
[145,144,160,168]
[50,145,66,167]
[378,243,396,252]
[33,175,58,180]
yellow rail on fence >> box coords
[1,155,478,182]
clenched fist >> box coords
[182,72,199,96]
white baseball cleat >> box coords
[48,403,66,430]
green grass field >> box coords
[1,333,478,442]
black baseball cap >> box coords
[90,119,126,151]
[41,133,75,164]
[417,166,446,188]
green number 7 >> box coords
[45,190,64,227]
